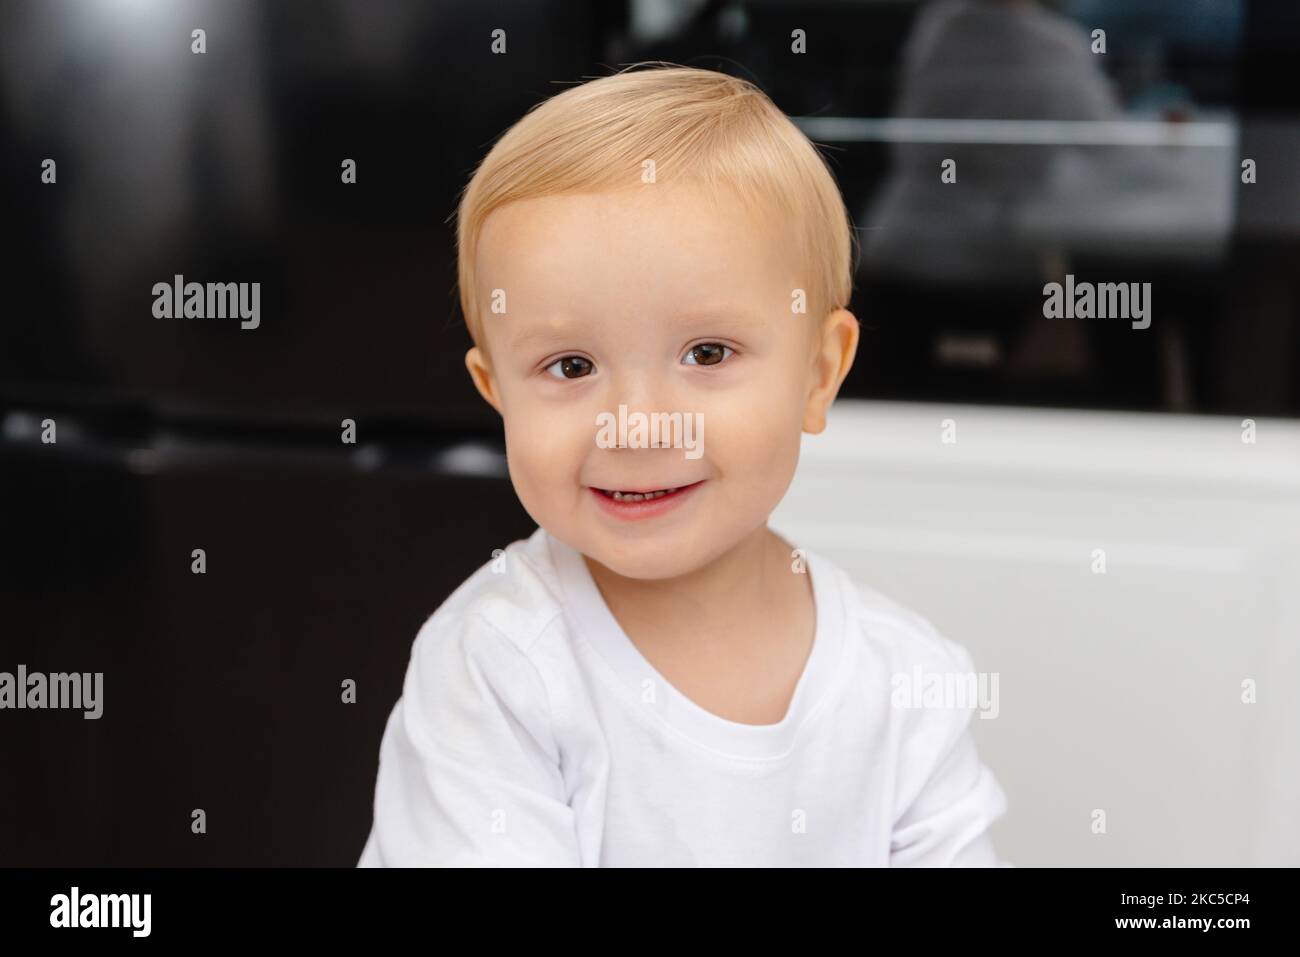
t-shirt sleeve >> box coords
[357,611,581,867]
[889,636,1009,867]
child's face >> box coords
[466,184,856,580]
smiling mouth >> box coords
[592,481,704,502]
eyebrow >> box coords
[506,309,762,350]
[507,321,581,351]
[673,309,763,327]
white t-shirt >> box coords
[358,527,1008,866]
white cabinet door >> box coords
[772,400,1300,866]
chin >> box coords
[583,531,731,582]
[593,552,693,581]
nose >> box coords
[593,364,705,459]
[604,362,674,419]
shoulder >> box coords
[383,530,584,761]
[417,526,566,649]
[829,562,979,678]
[1020,5,1096,59]
[402,528,572,696]
[824,561,993,763]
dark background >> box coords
[1,0,1297,865]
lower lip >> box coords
[589,481,705,521]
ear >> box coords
[802,308,859,434]
[464,345,503,416]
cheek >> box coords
[705,384,805,497]
[499,395,590,502]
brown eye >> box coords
[545,355,595,379]
[683,343,732,366]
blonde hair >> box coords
[454,62,855,344]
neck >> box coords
[584,525,793,649]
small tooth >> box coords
[611,488,675,502]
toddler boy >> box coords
[359,64,1007,866]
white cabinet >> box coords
[772,399,1300,865]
